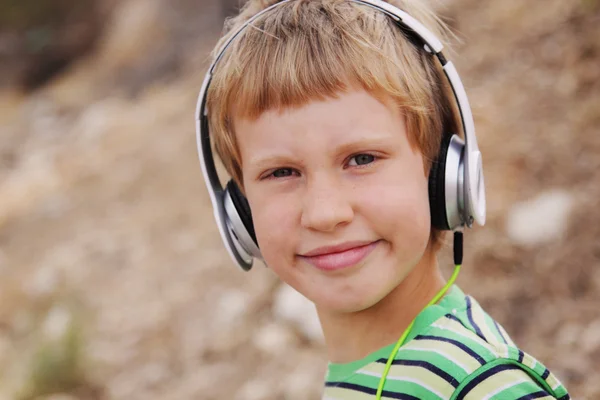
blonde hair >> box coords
[206,0,459,251]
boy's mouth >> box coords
[298,240,380,271]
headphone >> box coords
[195,0,486,271]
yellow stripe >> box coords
[545,371,560,390]
[433,317,495,354]
[359,362,455,398]
[521,352,538,372]
[463,368,532,400]
[323,385,373,400]
[496,323,516,346]
[469,298,501,347]
[403,339,481,373]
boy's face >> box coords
[236,89,432,313]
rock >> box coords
[136,362,171,387]
[23,266,60,299]
[556,324,581,348]
[97,0,165,71]
[235,379,271,400]
[35,395,78,400]
[273,284,323,343]
[215,289,250,328]
[581,319,600,352]
[282,368,320,400]
[505,189,575,246]
[94,0,175,94]
[0,249,6,273]
[252,322,296,355]
[12,310,35,336]
[0,151,62,228]
[0,0,103,90]
[42,305,71,341]
[0,333,10,365]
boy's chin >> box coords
[313,289,393,315]
[304,258,409,314]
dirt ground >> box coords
[0,0,598,399]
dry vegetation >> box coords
[0,0,598,399]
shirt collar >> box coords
[325,285,467,382]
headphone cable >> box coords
[375,231,463,399]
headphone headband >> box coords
[195,0,486,270]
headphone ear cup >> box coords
[429,135,453,231]
[225,180,258,245]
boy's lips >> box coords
[298,240,380,271]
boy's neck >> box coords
[317,247,445,364]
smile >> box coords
[299,240,380,271]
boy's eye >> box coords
[348,153,376,167]
[270,168,295,178]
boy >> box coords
[195,0,570,398]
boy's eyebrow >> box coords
[246,133,395,170]
[247,154,295,170]
[333,134,395,154]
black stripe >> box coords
[445,313,465,325]
[375,358,459,388]
[557,394,571,400]
[445,312,485,343]
[541,368,550,380]
[516,390,552,400]
[415,334,485,365]
[493,319,508,344]
[454,363,520,400]
[465,296,486,341]
[518,350,524,363]
[324,381,419,399]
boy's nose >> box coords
[300,177,354,232]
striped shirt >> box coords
[323,286,569,399]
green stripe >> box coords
[326,342,396,382]
[553,384,570,398]
[449,359,559,400]
[335,370,445,400]
[531,356,548,378]
[427,321,497,362]
[507,346,521,361]
[399,347,469,383]
[346,369,380,388]
[481,308,507,345]
[490,380,551,400]
[380,378,445,400]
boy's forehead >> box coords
[235,89,406,152]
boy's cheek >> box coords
[253,202,297,253]
[358,180,430,225]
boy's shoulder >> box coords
[405,293,570,399]
[323,288,570,399]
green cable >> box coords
[375,264,462,399]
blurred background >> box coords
[0,0,598,399]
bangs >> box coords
[209,1,430,121]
